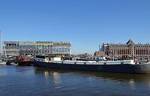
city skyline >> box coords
[0,0,150,54]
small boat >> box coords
[33,56,150,74]
[16,55,33,66]
[0,60,6,65]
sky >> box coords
[0,0,150,54]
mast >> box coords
[0,31,4,58]
[0,31,1,57]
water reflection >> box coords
[43,70,61,87]
[35,67,150,88]
[1,66,150,96]
[44,71,49,79]
[129,79,136,90]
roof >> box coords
[126,39,135,45]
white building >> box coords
[3,41,71,57]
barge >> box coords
[33,56,150,74]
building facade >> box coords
[94,51,105,57]
[101,40,150,62]
[3,41,71,57]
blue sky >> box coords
[0,0,150,54]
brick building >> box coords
[101,40,150,62]
[94,51,105,57]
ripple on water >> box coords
[0,66,150,96]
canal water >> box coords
[0,65,150,96]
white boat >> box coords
[0,60,6,65]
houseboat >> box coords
[33,56,150,74]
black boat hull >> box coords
[33,61,150,74]
[17,61,33,66]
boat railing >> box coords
[36,58,135,65]
[52,60,135,65]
